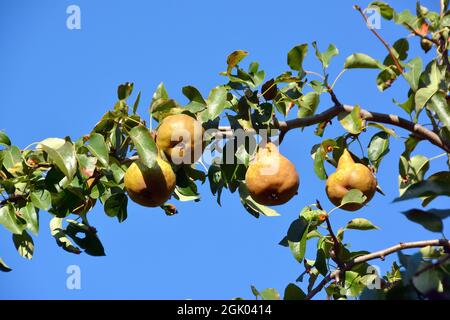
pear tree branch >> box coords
[305,239,450,300]
[218,104,450,153]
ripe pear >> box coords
[245,142,299,206]
[124,157,176,207]
[156,114,204,164]
[325,149,377,211]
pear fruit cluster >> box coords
[325,149,377,211]
[124,113,204,208]
[245,142,299,206]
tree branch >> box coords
[276,104,450,153]
[305,239,450,300]
[353,5,404,74]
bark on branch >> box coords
[265,104,449,153]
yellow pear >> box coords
[245,142,299,206]
[155,114,204,164]
[325,149,377,211]
[124,157,176,207]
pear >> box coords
[245,142,299,206]
[156,114,204,164]
[325,149,377,211]
[124,157,176,207]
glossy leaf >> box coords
[341,189,367,207]
[207,86,228,120]
[298,92,320,118]
[117,82,133,100]
[104,192,128,222]
[19,202,39,235]
[0,131,11,147]
[338,105,363,134]
[346,218,379,230]
[260,288,281,300]
[87,133,109,167]
[401,209,450,233]
[287,44,308,71]
[395,171,450,202]
[30,189,51,211]
[0,258,12,272]
[368,131,389,170]
[49,217,81,254]
[226,50,248,74]
[238,183,280,217]
[369,1,394,20]
[284,283,306,300]
[12,231,34,260]
[344,53,382,69]
[39,138,77,181]
[128,125,158,168]
[0,205,24,235]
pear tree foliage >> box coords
[1,1,450,299]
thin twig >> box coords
[354,5,404,74]
[305,239,450,300]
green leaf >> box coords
[287,44,308,71]
[376,66,398,91]
[182,85,207,111]
[415,61,444,112]
[12,230,34,260]
[315,238,329,276]
[313,147,327,180]
[207,86,228,120]
[0,131,11,147]
[367,123,398,138]
[152,82,169,102]
[39,138,77,181]
[404,57,423,92]
[19,202,39,235]
[429,92,450,128]
[238,183,280,217]
[413,268,443,295]
[341,189,367,207]
[401,209,450,233]
[346,218,379,230]
[0,257,12,272]
[395,171,450,202]
[298,92,320,118]
[49,217,81,254]
[344,53,382,69]
[226,50,248,74]
[384,38,409,66]
[117,82,133,100]
[338,105,363,134]
[65,220,106,256]
[104,192,128,222]
[312,42,339,69]
[368,131,389,170]
[343,271,366,297]
[132,91,141,114]
[260,288,281,300]
[2,145,23,175]
[128,125,158,168]
[30,189,51,211]
[287,217,310,262]
[0,205,24,234]
[87,133,109,167]
[284,283,306,300]
[250,285,260,298]
[369,1,394,20]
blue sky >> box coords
[0,0,448,299]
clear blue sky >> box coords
[0,0,447,299]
